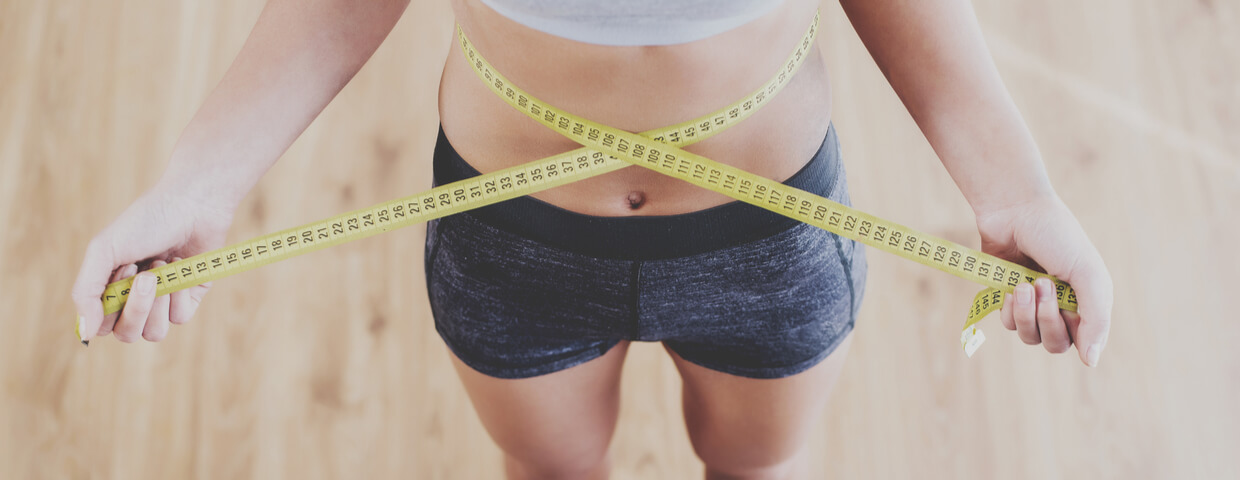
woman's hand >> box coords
[71,182,235,344]
[64,0,412,345]
[975,192,1114,366]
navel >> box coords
[625,191,647,210]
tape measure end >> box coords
[76,315,87,347]
[961,326,985,358]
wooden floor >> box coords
[2,1,1237,478]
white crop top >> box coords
[478,0,788,46]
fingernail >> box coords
[135,273,156,294]
[76,315,89,346]
[1086,343,1103,367]
[1015,283,1033,305]
[1036,278,1055,299]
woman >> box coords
[71,0,1114,478]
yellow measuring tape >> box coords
[93,12,1076,356]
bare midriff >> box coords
[439,0,832,217]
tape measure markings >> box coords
[98,11,1075,358]
[98,11,820,315]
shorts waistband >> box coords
[432,125,840,261]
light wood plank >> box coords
[1,0,1236,478]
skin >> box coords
[71,0,1114,478]
[441,0,833,217]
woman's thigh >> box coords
[449,340,631,473]
[668,333,853,477]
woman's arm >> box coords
[839,0,1113,366]
[839,0,1050,213]
[72,0,411,344]
[164,0,412,209]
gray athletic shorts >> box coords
[424,124,867,379]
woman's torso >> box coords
[439,0,832,216]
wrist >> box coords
[968,177,1058,219]
[972,184,1063,223]
[155,152,256,215]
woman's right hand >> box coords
[71,182,236,344]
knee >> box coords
[702,459,799,480]
[694,442,803,480]
[504,444,611,480]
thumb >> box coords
[1064,261,1114,367]
[70,238,117,344]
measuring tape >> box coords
[94,11,1076,356]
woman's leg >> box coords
[450,341,631,480]
[668,334,853,480]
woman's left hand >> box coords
[974,192,1113,366]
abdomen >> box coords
[438,0,832,216]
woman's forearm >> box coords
[158,0,411,209]
[839,0,1055,216]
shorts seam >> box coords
[826,152,854,320]
[629,261,644,339]
[830,232,856,322]
[424,219,442,285]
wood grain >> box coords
[1,0,1236,478]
